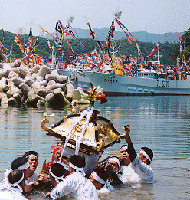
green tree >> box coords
[0,51,3,62]
[172,27,190,65]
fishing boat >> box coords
[84,68,190,96]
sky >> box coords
[1,0,190,36]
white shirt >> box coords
[0,182,27,200]
[50,171,99,200]
[98,180,113,194]
[120,163,140,183]
[131,156,154,183]
[25,171,39,185]
[2,169,12,185]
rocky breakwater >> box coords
[0,63,90,107]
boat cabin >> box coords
[137,70,158,79]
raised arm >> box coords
[123,126,136,162]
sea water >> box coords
[0,96,189,199]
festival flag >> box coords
[87,22,103,52]
[114,18,137,44]
[55,20,64,34]
[2,28,6,54]
[0,41,3,53]
[14,34,25,54]
[96,54,103,71]
[0,41,9,53]
[67,24,85,47]
[87,22,97,39]
[46,39,52,50]
[28,28,34,45]
[10,45,13,55]
[178,36,183,52]
[33,37,39,52]
[41,28,56,39]
[108,21,115,39]
[148,41,161,58]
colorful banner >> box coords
[148,41,161,58]
[114,18,137,44]
[14,34,25,54]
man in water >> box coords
[104,156,123,186]
[0,170,27,200]
[89,168,112,194]
[49,155,98,200]
[119,145,140,183]
[123,126,154,183]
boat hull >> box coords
[84,72,190,96]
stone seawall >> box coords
[0,62,90,107]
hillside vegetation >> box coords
[0,29,181,65]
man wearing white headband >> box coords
[123,126,154,183]
[23,151,39,186]
[90,168,113,194]
[0,170,27,200]
[50,155,98,200]
[105,156,123,186]
[49,162,68,187]
[2,156,30,192]
[119,144,141,184]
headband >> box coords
[18,162,29,170]
[107,157,120,168]
[59,162,69,171]
[139,149,152,163]
[50,171,65,183]
[91,171,105,185]
[120,145,128,151]
[26,154,38,159]
[10,172,24,187]
[69,163,85,176]
[50,162,69,183]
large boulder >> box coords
[66,83,74,99]
[37,88,48,97]
[29,65,40,74]
[45,93,55,105]
[37,99,46,107]
[53,88,65,107]
[0,68,10,79]
[56,75,68,84]
[6,85,21,98]
[38,65,51,78]
[19,83,30,97]
[8,71,18,79]
[12,77,24,87]
[13,93,22,105]
[27,89,41,107]
[25,76,34,87]
[8,97,17,106]
[45,74,57,82]
[73,89,81,101]
[18,66,29,79]
[0,77,8,92]
[46,80,64,91]
[0,92,8,105]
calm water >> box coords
[0,96,190,200]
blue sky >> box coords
[1,0,190,36]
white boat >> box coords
[84,69,190,96]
